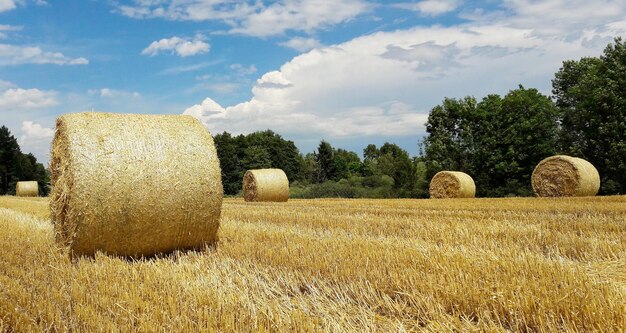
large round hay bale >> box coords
[49,112,223,257]
[243,169,289,202]
[531,155,599,197]
[16,181,38,197]
[429,171,475,199]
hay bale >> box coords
[16,181,38,197]
[429,171,476,199]
[243,169,289,202]
[49,112,223,257]
[531,155,600,197]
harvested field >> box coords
[0,195,625,332]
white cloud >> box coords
[119,0,371,37]
[21,121,54,139]
[394,0,460,16]
[184,97,226,120]
[88,88,140,98]
[0,87,57,109]
[0,0,15,13]
[142,35,210,57]
[19,121,54,165]
[280,37,323,52]
[0,44,88,65]
[183,13,626,141]
[470,0,626,38]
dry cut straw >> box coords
[49,112,223,257]
[531,155,600,197]
[243,169,289,202]
[16,181,38,197]
[429,171,476,198]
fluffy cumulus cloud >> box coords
[19,121,55,165]
[393,0,461,16]
[0,87,57,109]
[184,0,626,141]
[21,121,54,139]
[0,44,88,65]
[120,0,371,37]
[142,35,210,57]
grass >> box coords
[0,195,625,332]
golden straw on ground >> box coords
[49,112,223,257]
[429,171,475,198]
[16,181,38,197]
[243,168,289,202]
[532,155,600,197]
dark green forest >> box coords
[0,126,49,196]
[2,38,624,198]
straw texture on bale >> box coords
[531,155,600,197]
[16,181,38,197]
[50,112,223,257]
[429,171,476,199]
[243,169,289,202]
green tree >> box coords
[301,153,320,184]
[315,141,334,183]
[242,145,272,170]
[493,86,559,196]
[0,126,19,194]
[332,149,361,181]
[552,37,626,194]
[244,130,303,183]
[0,125,49,195]
[213,130,304,195]
[422,87,559,197]
[423,97,477,181]
[213,132,243,195]
[378,143,415,196]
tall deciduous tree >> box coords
[423,96,477,181]
[552,37,626,194]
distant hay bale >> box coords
[429,171,476,199]
[531,155,600,197]
[243,169,289,202]
[16,181,38,197]
[49,112,223,257]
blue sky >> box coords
[1,0,625,164]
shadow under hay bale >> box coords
[243,168,289,202]
[16,181,38,197]
[49,112,223,257]
[531,155,600,197]
[429,171,476,199]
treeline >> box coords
[216,37,625,197]
[214,130,426,198]
[0,126,50,196]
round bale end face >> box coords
[531,155,600,197]
[242,169,289,202]
[16,181,39,197]
[49,112,223,257]
[429,171,476,199]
